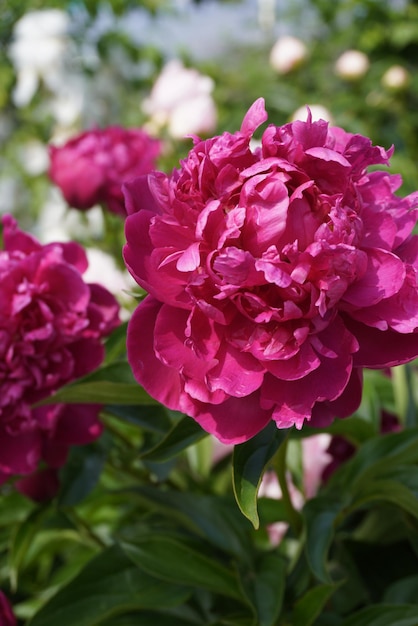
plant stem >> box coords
[274,433,303,537]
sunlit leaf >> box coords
[233,423,288,528]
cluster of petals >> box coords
[124,98,418,444]
[0,215,120,484]
[49,126,161,216]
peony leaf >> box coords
[291,583,341,626]
[129,486,250,559]
[99,611,203,626]
[28,544,190,626]
[58,443,106,507]
[140,415,208,461]
[340,604,418,626]
[105,404,172,434]
[37,380,158,406]
[303,496,344,584]
[239,552,286,626]
[350,479,418,520]
[122,536,245,602]
[325,429,418,494]
[232,422,288,528]
[383,575,418,605]
[9,505,49,591]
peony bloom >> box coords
[0,591,16,626]
[124,98,418,444]
[8,9,70,107]
[334,50,370,81]
[381,65,410,91]
[0,215,120,481]
[49,127,161,216]
[142,59,217,139]
[291,104,333,124]
[269,35,307,75]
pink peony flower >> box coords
[124,98,418,444]
[142,59,217,139]
[0,591,16,626]
[49,126,161,216]
[0,215,120,481]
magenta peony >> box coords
[124,98,418,444]
[49,126,161,216]
[0,215,120,481]
[0,591,16,626]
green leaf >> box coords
[99,614,200,626]
[140,415,208,461]
[292,584,340,626]
[341,604,418,626]
[105,404,172,434]
[58,443,106,507]
[351,479,418,520]
[250,553,286,626]
[129,487,250,559]
[383,575,418,605]
[325,429,418,494]
[9,505,49,590]
[122,536,244,602]
[38,380,158,406]
[303,496,344,583]
[28,545,190,626]
[232,423,288,528]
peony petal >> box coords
[127,296,184,410]
[154,304,217,378]
[240,97,268,136]
[190,391,271,444]
[207,343,265,397]
[343,248,405,308]
[345,316,418,368]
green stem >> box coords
[274,434,303,537]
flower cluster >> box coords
[124,98,418,444]
[49,126,161,216]
[0,215,120,485]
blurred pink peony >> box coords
[269,35,307,75]
[143,59,217,139]
[0,215,120,482]
[0,591,16,626]
[334,50,369,81]
[124,98,418,444]
[49,126,161,216]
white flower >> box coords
[381,65,410,91]
[8,9,70,107]
[143,59,217,139]
[269,35,307,74]
[19,140,49,176]
[334,50,369,81]
[291,104,333,123]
